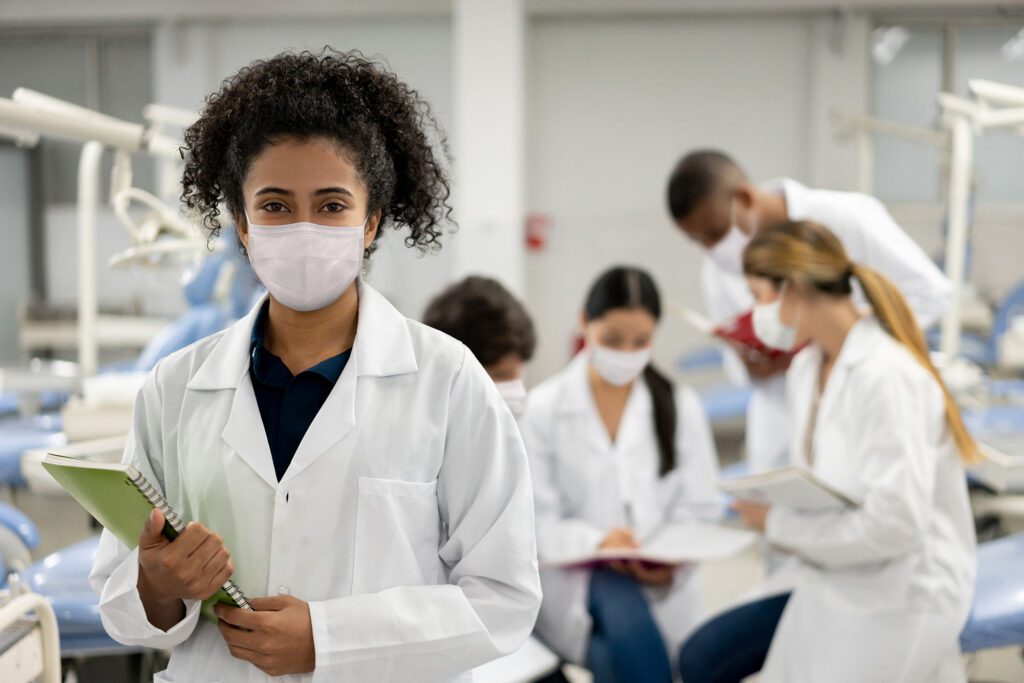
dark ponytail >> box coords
[643,365,678,477]
[584,267,678,476]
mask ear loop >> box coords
[780,279,804,342]
[361,222,372,277]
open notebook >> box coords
[42,453,251,622]
[719,466,860,511]
[541,520,756,570]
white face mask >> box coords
[706,200,752,276]
[246,215,366,312]
[752,285,800,352]
[494,379,527,417]
[590,345,651,386]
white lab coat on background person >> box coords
[701,263,791,474]
[90,282,542,683]
[522,353,722,667]
[759,317,975,683]
[701,178,953,472]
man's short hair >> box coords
[666,150,745,221]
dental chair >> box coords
[0,249,255,676]
[677,346,753,425]
[960,533,1024,657]
[0,246,253,489]
[0,502,39,573]
[927,279,1024,370]
[20,536,120,656]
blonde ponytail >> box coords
[743,219,979,464]
[851,264,979,463]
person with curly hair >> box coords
[90,48,541,682]
[422,276,536,417]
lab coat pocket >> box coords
[351,476,443,594]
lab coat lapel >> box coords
[560,353,613,455]
[813,318,881,440]
[608,381,650,527]
[187,293,280,489]
[221,373,279,488]
[280,281,418,485]
[789,349,821,468]
[614,380,649,455]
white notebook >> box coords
[719,466,859,511]
[540,520,756,569]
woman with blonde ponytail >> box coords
[678,220,976,683]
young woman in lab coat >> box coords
[678,220,977,683]
[522,267,721,682]
[89,49,541,683]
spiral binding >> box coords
[130,470,252,611]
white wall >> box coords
[891,204,1024,304]
[451,0,526,296]
[9,8,1018,378]
[152,18,455,320]
[42,204,187,318]
[0,147,31,362]
[524,14,834,381]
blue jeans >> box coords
[677,592,791,683]
[586,568,673,683]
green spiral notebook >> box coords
[42,452,251,623]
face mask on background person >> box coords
[246,213,366,312]
[494,379,528,417]
[590,345,652,386]
[706,199,753,276]
[752,283,801,352]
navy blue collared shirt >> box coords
[249,302,351,481]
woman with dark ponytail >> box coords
[679,220,976,683]
[522,266,721,682]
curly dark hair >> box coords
[180,47,453,255]
[422,276,536,369]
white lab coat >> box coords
[760,317,975,683]
[522,354,721,667]
[700,178,953,472]
[89,282,542,683]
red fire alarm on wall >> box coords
[526,213,552,252]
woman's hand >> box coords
[216,595,315,676]
[627,561,676,588]
[731,342,789,380]
[733,500,771,532]
[137,509,234,630]
[599,527,640,575]
[599,527,639,550]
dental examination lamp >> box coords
[938,82,1024,361]
[0,94,185,377]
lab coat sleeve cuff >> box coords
[98,547,201,648]
[307,587,498,677]
[578,523,607,555]
[308,598,334,667]
[764,506,798,547]
[539,520,607,561]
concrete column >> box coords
[451,0,526,295]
